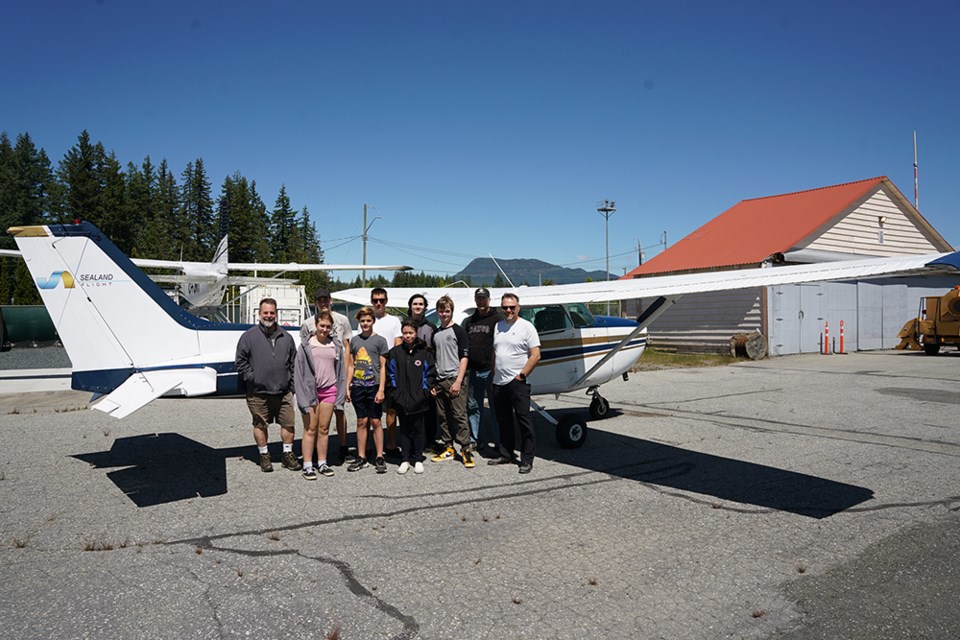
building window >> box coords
[877,216,885,244]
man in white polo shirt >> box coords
[489,292,541,474]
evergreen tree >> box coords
[95,149,133,252]
[0,134,19,247]
[180,158,215,260]
[137,158,180,259]
[269,184,297,262]
[56,130,101,224]
[126,157,156,257]
[217,172,270,264]
[291,206,329,292]
[12,133,53,230]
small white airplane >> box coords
[1,234,412,309]
[9,222,960,446]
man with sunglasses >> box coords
[489,293,541,474]
[371,287,403,457]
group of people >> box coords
[234,286,542,479]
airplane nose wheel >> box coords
[589,395,610,420]
[557,415,588,448]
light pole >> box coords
[597,199,616,315]
[362,203,381,289]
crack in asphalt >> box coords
[191,542,419,640]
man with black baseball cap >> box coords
[461,287,501,449]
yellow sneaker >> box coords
[462,449,475,469]
[431,446,455,462]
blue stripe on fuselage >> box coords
[539,337,646,362]
[72,361,242,395]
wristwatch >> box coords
[517,373,526,382]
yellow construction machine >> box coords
[897,286,960,355]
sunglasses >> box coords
[372,298,387,304]
[501,305,517,311]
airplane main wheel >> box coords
[589,396,610,420]
[556,415,588,449]
[923,340,941,356]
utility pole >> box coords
[361,203,381,289]
[597,200,616,315]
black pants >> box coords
[397,409,426,463]
[491,379,535,466]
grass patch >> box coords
[632,348,737,371]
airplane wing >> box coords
[332,252,958,308]
[145,274,298,286]
[91,367,219,419]
[0,248,411,273]
[224,262,412,272]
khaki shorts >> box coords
[246,392,296,429]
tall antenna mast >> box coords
[913,130,919,210]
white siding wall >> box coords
[803,189,939,256]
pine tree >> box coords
[217,172,270,264]
[0,133,19,247]
[269,184,297,262]
[180,158,215,260]
[95,149,132,252]
[56,130,101,224]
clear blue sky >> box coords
[3,1,958,277]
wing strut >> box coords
[571,295,679,389]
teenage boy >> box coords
[430,295,473,468]
[345,306,390,473]
[301,287,355,464]
[371,287,403,458]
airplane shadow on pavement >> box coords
[73,433,261,508]
[524,408,874,520]
[72,408,874,517]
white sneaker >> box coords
[413,461,424,474]
[397,461,410,475]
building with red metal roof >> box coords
[625,177,951,279]
[621,177,954,355]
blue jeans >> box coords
[467,368,498,446]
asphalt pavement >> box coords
[1,350,958,639]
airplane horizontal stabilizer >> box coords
[92,368,218,419]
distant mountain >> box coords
[455,258,614,286]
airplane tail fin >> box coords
[213,234,228,266]
[9,223,226,397]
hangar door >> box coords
[769,284,824,354]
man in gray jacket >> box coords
[236,298,300,473]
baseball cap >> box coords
[474,287,490,298]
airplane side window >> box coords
[566,303,593,328]
[532,306,569,333]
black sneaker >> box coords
[347,457,369,472]
[375,457,387,474]
[317,463,335,477]
[282,451,302,471]
[518,463,533,474]
[487,456,516,466]
[259,454,274,473]
[301,466,317,480]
